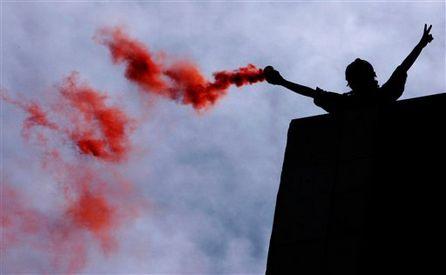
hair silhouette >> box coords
[345,58,379,92]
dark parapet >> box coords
[266,93,446,275]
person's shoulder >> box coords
[313,87,345,112]
[380,65,408,100]
[314,87,344,103]
[315,87,342,96]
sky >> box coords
[1,1,445,274]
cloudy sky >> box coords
[2,1,445,274]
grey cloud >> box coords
[3,1,444,274]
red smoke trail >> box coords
[2,25,265,273]
[61,166,140,255]
[1,92,59,140]
[68,190,114,233]
[1,184,43,249]
[95,27,265,109]
[1,178,138,273]
[1,74,141,273]
[2,74,133,162]
[58,73,134,162]
[1,182,88,273]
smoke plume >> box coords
[2,73,134,162]
[95,26,265,109]
[1,74,140,273]
[2,25,266,273]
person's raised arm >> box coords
[400,24,434,72]
[263,66,319,98]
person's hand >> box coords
[264,66,285,85]
[420,24,434,47]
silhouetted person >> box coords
[264,24,434,113]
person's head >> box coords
[345,58,378,93]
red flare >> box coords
[96,26,265,109]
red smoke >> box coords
[96,27,265,109]
[2,73,133,162]
[59,73,133,162]
[1,74,139,273]
[1,181,87,273]
[1,176,136,273]
[69,190,113,233]
[2,25,266,273]
[62,167,137,255]
[1,184,42,249]
[1,92,59,140]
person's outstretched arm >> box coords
[263,66,318,98]
[400,24,434,72]
[381,24,434,101]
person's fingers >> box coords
[427,24,432,33]
[424,24,427,32]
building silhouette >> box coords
[266,93,445,274]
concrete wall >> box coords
[266,93,445,274]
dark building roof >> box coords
[266,93,446,275]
